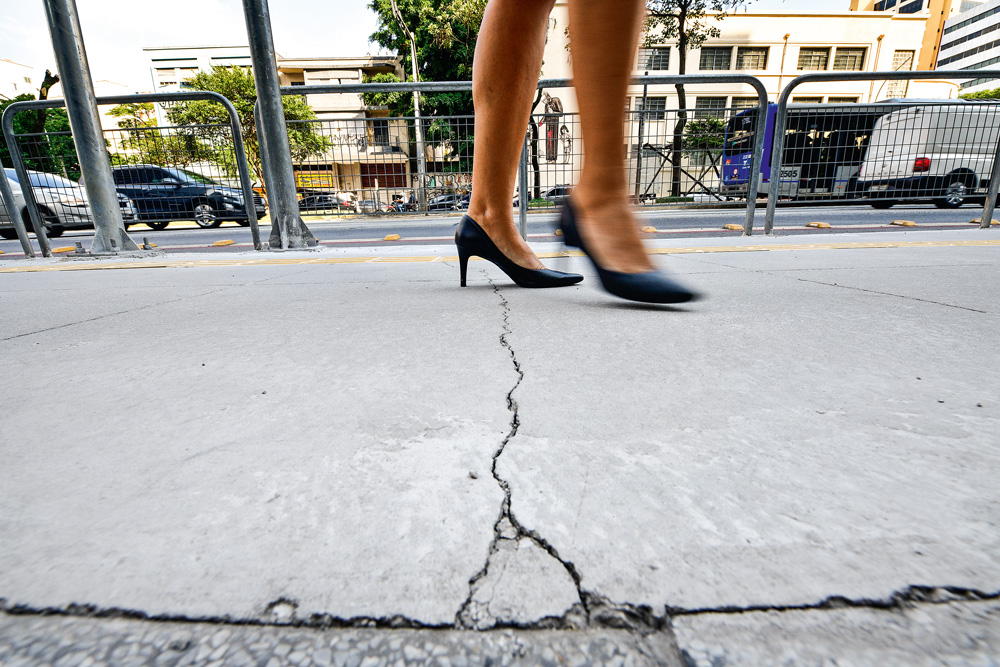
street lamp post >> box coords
[389,0,429,213]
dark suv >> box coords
[111,165,265,229]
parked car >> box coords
[357,199,390,214]
[426,193,463,211]
[299,193,360,213]
[1,168,137,239]
[110,164,266,229]
[542,185,573,204]
[857,104,1000,209]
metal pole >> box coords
[0,159,35,257]
[389,0,428,214]
[242,0,315,249]
[981,134,1000,229]
[518,131,529,240]
[634,72,648,203]
[2,107,53,257]
[764,87,792,236]
[742,82,769,236]
[254,101,284,247]
[42,0,138,254]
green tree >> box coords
[163,66,328,184]
[107,102,212,168]
[368,0,486,116]
[0,93,79,179]
[643,0,751,196]
[961,86,1000,100]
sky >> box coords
[1,0,807,93]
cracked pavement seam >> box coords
[454,274,672,638]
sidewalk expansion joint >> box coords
[454,274,671,638]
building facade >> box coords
[936,0,1000,92]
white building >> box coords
[0,58,39,101]
[936,0,1000,93]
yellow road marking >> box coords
[1,239,997,273]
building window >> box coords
[694,96,727,118]
[961,0,983,11]
[833,48,867,71]
[791,96,823,103]
[736,47,768,70]
[637,47,670,71]
[290,81,305,86]
[699,47,732,71]
[886,50,914,98]
[798,48,830,71]
[874,0,897,9]
[636,96,667,120]
[24,76,31,84]
[827,96,860,103]
[361,163,407,188]
[730,96,760,111]
[899,0,924,12]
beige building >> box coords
[143,46,412,196]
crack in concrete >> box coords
[454,274,669,635]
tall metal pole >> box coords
[42,0,138,254]
[242,0,315,249]
[633,72,648,203]
[0,161,35,257]
[390,0,428,213]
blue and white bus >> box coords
[721,103,897,200]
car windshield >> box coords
[30,172,80,188]
[166,168,217,184]
[4,168,18,184]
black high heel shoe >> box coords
[455,215,583,288]
[560,201,699,304]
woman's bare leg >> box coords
[568,0,654,273]
[467,0,555,270]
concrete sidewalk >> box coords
[1,229,998,665]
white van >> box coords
[857,104,1000,209]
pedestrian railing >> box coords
[763,69,1000,233]
[1,91,261,257]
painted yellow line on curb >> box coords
[806,222,831,229]
[212,240,235,247]
[1,239,998,274]
[723,224,744,231]
[891,220,916,227]
[384,234,401,241]
[971,219,1000,226]
[641,226,657,233]
[52,246,76,253]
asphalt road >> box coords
[1,203,992,256]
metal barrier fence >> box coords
[267,74,769,235]
[764,69,1000,233]
[1,91,262,257]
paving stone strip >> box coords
[0,614,682,666]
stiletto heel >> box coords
[454,215,583,288]
[560,200,699,304]
[459,248,470,287]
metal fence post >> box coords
[981,133,1000,229]
[0,158,35,257]
[42,0,138,254]
[763,89,791,236]
[634,72,648,203]
[254,101,283,247]
[2,107,53,257]
[242,0,315,249]
[518,130,529,240]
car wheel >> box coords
[47,224,65,238]
[934,177,970,209]
[870,200,895,209]
[193,202,222,228]
[147,221,169,231]
[0,228,17,240]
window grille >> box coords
[827,96,859,103]
[637,47,670,70]
[886,50,914,98]
[694,96,727,119]
[797,48,830,70]
[699,47,732,71]
[730,96,759,111]
[736,47,768,70]
[637,96,666,120]
[833,48,866,71]
[791,96,823,104]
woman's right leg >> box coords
[467,0,555,271]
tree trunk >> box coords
[27,70,60,135]
[671,16,688,198]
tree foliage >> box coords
[0,93,79,179]
[107,102,213,168]
[162,66,328,183]
[368,0,486,116]
[960,86,1000,100]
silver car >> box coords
[1,168,137,239]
